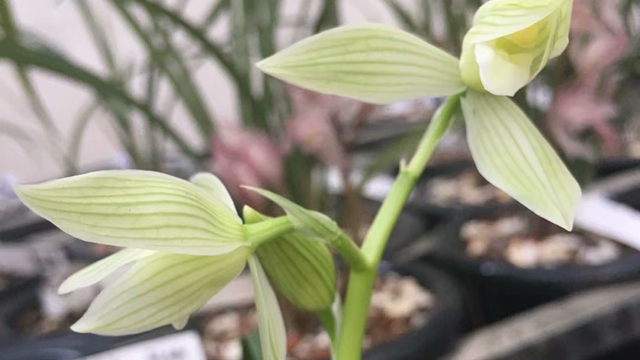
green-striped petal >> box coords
[257,24,465,104]
[71,248,250,335]
[15,170,245,255]
[460,0,571,96]
[172,316,189,331]
[243,187,342,245]
[248,255,287,360]
[59,248,154,294]
[550,0,573,58]
[244,207,336,312]
[190,172,237,216]
[465,0,565,44]
[461,91,581,230]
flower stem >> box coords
[335,95,460,360]
[244,216,295,249]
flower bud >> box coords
[244,206,336,312]
[459,0,573,96]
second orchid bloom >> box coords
[15,171,337,360]
[258,0,580,230]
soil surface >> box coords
[460,215,629,268]
[422,170,511,207]
[199,272,435,360]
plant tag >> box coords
[79,331,206,360]
[575,194,640,251]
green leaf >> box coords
[111,1,215,140]
[0,38,199,160]
[244,207,336,312]
[248,256,286,360]
[257,24,465,104]
[72,249,249,335]
[125,0,261,127]
[59,248,154,294]
[15,171,246,255]
[461,91,581,230]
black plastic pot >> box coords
[407,161,515,221]
[424,206,640,324]
[327,197,432,260]
[0,200,54,242]
[0,282,175,360]
[611,186,640,212]
[0,276,40,340]
[595,157,640,179]
[363,263,467,360]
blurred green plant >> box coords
[0,0,343,179]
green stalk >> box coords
[335,95,460,360]
[244,216,295,249]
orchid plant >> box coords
[15,1,581,359]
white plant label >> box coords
[575,195,640,251]
[79,331,206,360]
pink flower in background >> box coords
[211,125,284,209]
[549,81,620,158]
[285,86,354,168]
[548,0,629,159]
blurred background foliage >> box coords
[1,0,639,213]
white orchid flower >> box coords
[257,0,581,230]
[15,171,292,360]
[459,0,573,96]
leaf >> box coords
[0,38,199,159]
[67,101,101,174]
[72,249,249,335]
[461,91,581,230]
[244,207,336,312]
[15,170,246,255]
[125,0,260,127]
[111,1,215,140]
[247,256,286,360]
[59,248,154,294]
[257,24,465,104]
[199,0,229,29]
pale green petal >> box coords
[244,207,336,312]
[245,188,367,271]
[256,236,336,312]
[550,0,573,58]
[59,248,155,294]
[243,187,341,245]
[460,0,571,95]
[257,24,465,104]
[72,248,250,335]
[464,0,566,45]
[15,170,245,256]
[248,256,286,360]
[172,316,189,330]
[475,42,534,96]
[190,173,237,216]
[461,91,581,230]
